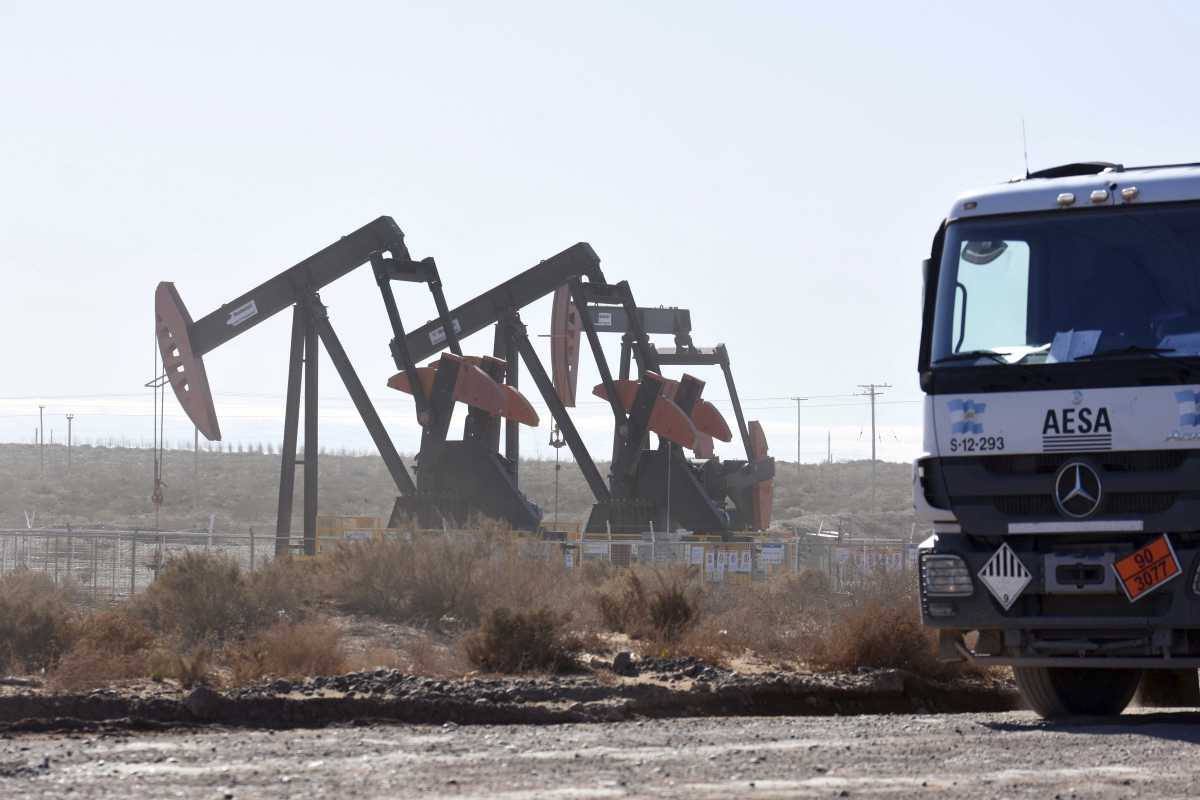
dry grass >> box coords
[131,551,254,645]
[319,535,484,626]
[0,570,78,673]
[148,648,214,689]
[318,533,580,631]
[5,529,964,687]
[594,567,701,643]
[227,619,347,684]
[49,610,156,690]
[463,607,580,673]
[804,573,972,681]
[670,568,836,662]
[131,551,313,646]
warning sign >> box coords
[978,543,1031,611]
[1113,535,1181,602]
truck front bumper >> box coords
[921,533,1200,667]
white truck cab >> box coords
[915,161,1200,716]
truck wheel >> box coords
[1013,667,1142,718]
[1136,669,1200,708]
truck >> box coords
[915,161,1200,717]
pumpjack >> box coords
[154,216,547,554]
[154,216,773,552]
[402,262,775,535]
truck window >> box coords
[951,241,1030,354]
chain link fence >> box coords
[1,525,924,603]
[0,528,274,602]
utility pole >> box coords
[38,405,45,475]
[827,430,832,464]
[791,396,807,470]
[65,414,74,472]
[857,383,891,507]
[194,426,199,479]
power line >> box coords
[856,382,891,508]
[790,396,807,470]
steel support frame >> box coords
[501,310,611,502]
[274,294,416,556]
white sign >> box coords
[759,543,785,566]
[978,543,1031,611]
[689,545,705,565]
[428,318,463,346]
[226,300,259,327]
[835,546,904,573]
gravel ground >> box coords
[3,710,1200,799]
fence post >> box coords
[249,527,256,571]
[91,536,98,601]
[67,527,73,586]
[130,531,137,596]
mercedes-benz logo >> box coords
[1053,461,1103,519]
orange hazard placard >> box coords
[1113,535,1182,602]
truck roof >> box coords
[949,161,1200,221]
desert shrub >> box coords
[677,570,840,661]
[594,567,700,643]
[574,559,616,586]
[132,551,254,645]
[808,597,943,674]
[227,619,346,684]
[463,607,579,673]
[49,610,156,690]
[806,578,965,680]
[0,570,78,672]
[319,535,490,627]
[471,539,577,616]
[148,648,213,689]
[793,567,833,600]
[246,556,315,623]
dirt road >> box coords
[3,710,1198,798]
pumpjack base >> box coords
[389,441,542,531]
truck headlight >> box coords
[920,553,974,597]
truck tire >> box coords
[1136,669,1200,708]
[1013,667,1142,718]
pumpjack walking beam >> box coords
[156,217,440,554]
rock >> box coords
[612,652,637,677]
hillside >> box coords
[0,443,915,538]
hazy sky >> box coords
[2,2,1198,467]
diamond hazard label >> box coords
[978,543,1031,610]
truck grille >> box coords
[994,492,1178,516]
[982,450,1190,476]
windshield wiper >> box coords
[933,350,1017,366]
[1075,346,1177,361]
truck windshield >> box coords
[931,204,1200,366]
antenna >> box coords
[1021,117,1030,178]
